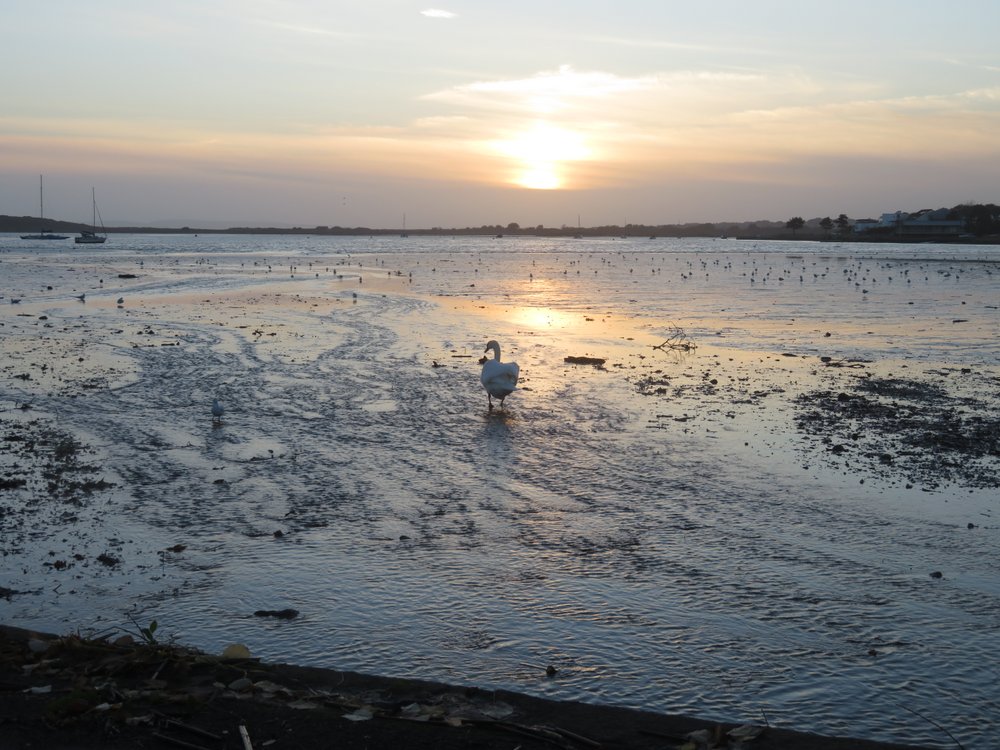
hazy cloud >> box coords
[581,34,776,57]
[262,21,355,37]
[425,65,658,116]
[421,9,457,19]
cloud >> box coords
[579,34,776,58]
[424,65,659,116]
[5,62,999,220]
[421,9,457,19]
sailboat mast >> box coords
[21,175,69,240]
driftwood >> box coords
[564,356,606,367]
[149,715,225,750]
[819,356,868,369]
[161,718,223,742]
[652,325,696,352]
[253,608,299,619]
[239,723,254,750]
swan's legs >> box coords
[488,394,494,410]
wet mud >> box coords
[795,365,999,490]
[2,234,999,749]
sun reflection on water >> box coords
[511,306,577,331]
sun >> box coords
[518,166,560,190]
[492,122,589,190]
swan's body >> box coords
[212,399,224,423]
[481,340,519,410]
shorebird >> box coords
[480,340,519,411]
[212,399,224,424]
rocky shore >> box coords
[0,625,932,750]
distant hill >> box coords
[0,215,225,235]
[1,215,87,233]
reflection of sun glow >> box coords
[493,122,590,190]
[512,306,577,330]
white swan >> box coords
[481,340,519,410]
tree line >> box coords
[785,203,1000,238]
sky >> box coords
[2,1,999,229]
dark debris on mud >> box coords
[2,416,116,506]
[795,369,1000,490]
[632,350,999,491]
[1,414,120,577]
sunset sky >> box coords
[2,1,998,229]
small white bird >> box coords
[481,340,519,410]
[212,399,224,423]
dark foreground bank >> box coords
[0,625,933,750]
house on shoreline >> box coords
[853,209,965,238]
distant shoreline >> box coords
[3,215,999,243]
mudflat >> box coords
[3,235,997,748]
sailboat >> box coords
[75,187,107,244]
[400,213,408,238]
[573,215,583,239]
[20,175,69,240]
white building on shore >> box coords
[853,209,965,237]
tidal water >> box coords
[1,233,998,748]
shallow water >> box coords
[2,233,999,748]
